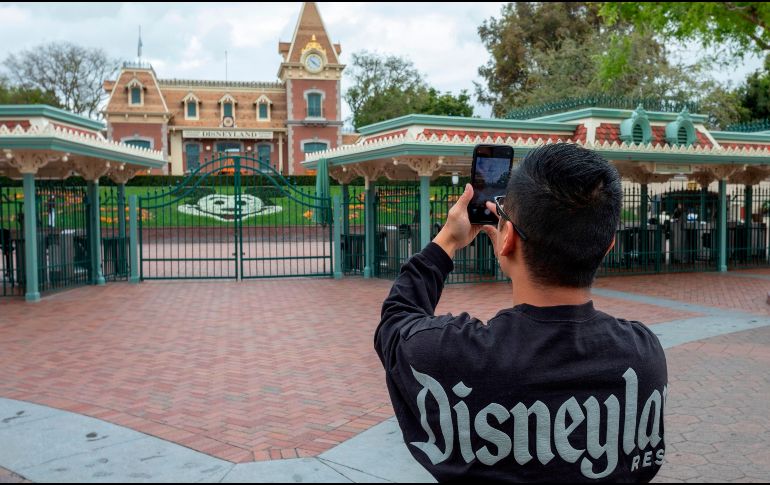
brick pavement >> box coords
[594,269,770,316]
[652,326,770,483]
[0,467,28,484]
[0,271,768,482]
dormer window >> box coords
[183,93,200,120]
[127,78,144,106]
[218,94,237,125]
[665,109,696,147]
[255,95,272,121]
[619,105,652,145]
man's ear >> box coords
[499,220,516,256]
[604,235,616,257]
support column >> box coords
[342,184,350,236]
[117,183,127,275]
[640,183,649,267]
[719,179,728,272]
[364,180,375,278]
[420,175,431,249]
[278,133,284,174]
[22,173,40,302]
[129,195,140,284]
[745,184,753,261]
[332,195,343,279]
[88,181,106,285]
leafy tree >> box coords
[419,88,474,118]
[738,54,770,120]
[475,2,746,129]
[344,51,426,128]
[3,42,118,119]
[344,51,474,128]
[476,2,606,115]
[599,2,770,56]
[0,76,61,107]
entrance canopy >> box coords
[0,105,165,181]
[302,108,770,186]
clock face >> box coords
[305,54,323,72]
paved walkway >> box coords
[0,269,768,482]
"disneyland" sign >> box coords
[182,130,273,140]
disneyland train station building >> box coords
[102,1,348,176]
[2,1,770,302]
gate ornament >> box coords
[178,194,282,222]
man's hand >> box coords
[481,200,501,258]
[433,184,483,259]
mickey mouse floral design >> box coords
[179,193,282,222]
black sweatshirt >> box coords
[375,242,668,483]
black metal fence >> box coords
[100,186,130,281]
[339,181,770,283]
[0,181,22,297]
[374,186,422,279]
[727,185,769,269]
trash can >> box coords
[382,224,412,272]
[342,233,365,272]
[102,236,128,278]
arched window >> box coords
[123,138,152,149]
[127,78,144,106]
[131,87,142,105]
[303,141,328,153]
[219,94,237,122]
[307,93,322,118]
[183,93,200,120]
[255,95,272,121]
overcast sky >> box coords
[0,2,765,123]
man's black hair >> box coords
[505,143,622,288]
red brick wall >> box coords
[291,125,339,175]
[110,122,166,174]
[111,122,164,150]
[289,79,339,121]
[287,78,340,175]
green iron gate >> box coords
[138,154,333,280]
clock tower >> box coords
[278,2,344,175]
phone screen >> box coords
[469,146,513,224]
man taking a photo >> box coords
[375,143,667,482]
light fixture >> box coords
[246,146,252,151]
[205,145,211,151]
[451,172,459,185]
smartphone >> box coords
[468,144,514,225]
